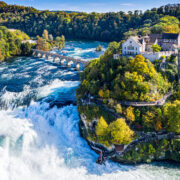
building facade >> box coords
[119,33,180,61]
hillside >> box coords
[0,26,34,60]
[0,2,179,41]
[76,42,180,164]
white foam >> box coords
[0,85,32,108]
[0,102,179,180]
[37,79,79,99]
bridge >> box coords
[32,49,90,71]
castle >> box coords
[114,33,180,61]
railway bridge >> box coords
[32,49,90,71]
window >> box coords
[127,45,134,50]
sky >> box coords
[3,0,180,13]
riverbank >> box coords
[78,107,180,165]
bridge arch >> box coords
[37,52,42,58]
[53,56,60,62]
[68,60,76,68]
[42,53,46,59]
[45,54,51,60]
[61,58,68,66]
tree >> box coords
[164,100,180,134]
[42,29,49,40]
[21,42,33,56]
[108,118,134,144]
[129,55,152,77]
[125,106,135,123]
[98,89,104,98]
[115,104,122,114]
[96,45,103,52]
[0,49,3,61]
[96,116,108,139]
[151,16,180,34]
[55,35,65,49]
[36,37,50,51]
[152,44,161,53]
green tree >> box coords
[55,35,65,49]
[115,104,122,114]
[125,106,135,123]
[152,44,161,53]
[21,42,33,56]
[164,100,180,134]
[42,29,49,40]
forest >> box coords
[0,1,179,42]
[0,26,35,60]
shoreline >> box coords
[77,97,180,165]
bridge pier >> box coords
[45,54,51,60]
[32,51,36,56]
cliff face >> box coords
[79,113,180,164]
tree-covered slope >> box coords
[77,42,170,102]
[77,43,179,147]
[0,26,34,60]
[0,2,179,41]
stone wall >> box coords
[113,51,176,62]
[142,51,175,62]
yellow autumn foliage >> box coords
[125,106,135,122]
[96,116,108,137]
[108,118,134,145]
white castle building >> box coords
[114,33,180,61]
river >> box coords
[0,41,179,180]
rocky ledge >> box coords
[79,114,180,164]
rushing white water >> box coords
[0,41,179,180]
[0,96,179,180]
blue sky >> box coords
[3,0,180,12]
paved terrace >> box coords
[32,49,90,70]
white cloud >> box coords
[120,3,134,6]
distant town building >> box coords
[21,40,37,44]
[114,33,180,61]
[8,29,17,32]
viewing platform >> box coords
[32,49,90,71]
